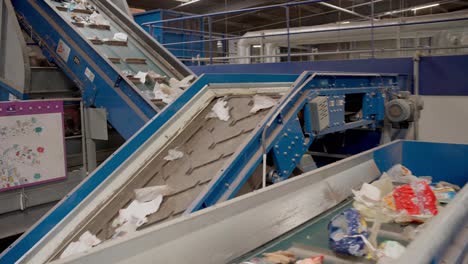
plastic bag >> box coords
[430,186,456,204]
[385,164,418,183]
[372,176,394,197]
[392,181,438,219]
[328,208,369,257]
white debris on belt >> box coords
[134,71,148,84]
[60,231,101,259]
[250,95,277,114]
[206,98,230,121]
[163,149,184,161]
[111,185,171,239]
[168,75,196,90]
[113,32,128,42]
[89,11,109,26]
[112,195,163,239]
[153,83,183,104]
[135,185,172,203]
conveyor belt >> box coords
[233,199,412,264]
[38,140,465,264]
[1,72,405,264]
[12,0,193,138]
[48,0,168,98]
[51,94,281,259]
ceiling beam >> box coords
[199,0,281,14]
[254,12,283,21]
[298,4,323,14]
[318,2,373,20]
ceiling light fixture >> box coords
[176,0,200,7]
[385,2,440,15]
[411,3,440,12]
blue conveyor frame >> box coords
[0,77,27,101]
[0,71,399,264]
[11,0,192,139]
[0,73,297,264]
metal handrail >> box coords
[179,45,468,63]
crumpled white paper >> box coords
[206,98,230,121]
[163,149,184,161]
[134,71,148,84]
[352,182,382,207]
[113,32,128,42]
[112,187,170,239]
[60,231,101,259]
[153,83,183,104]
[135,185,172,203]
[250,95,277,113]
[89,11,109,26]
[113,195,163,228]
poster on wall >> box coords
[0,100,66,192]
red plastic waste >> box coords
[392,181,438,216]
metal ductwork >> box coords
[237,10,468,63]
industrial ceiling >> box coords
[126,0,468,34]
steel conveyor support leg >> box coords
[84,108,97,171]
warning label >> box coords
[56,39,71,62]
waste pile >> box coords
[241,164,460,264]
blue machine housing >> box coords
[188,72,398,211]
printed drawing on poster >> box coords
[0,101,67,191]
